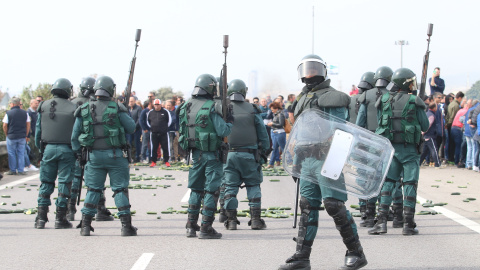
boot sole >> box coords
[55,224,73,229]
[80,231,91,236]
[339,259,368,270]
[402,231,419,236]
[198,233,222,239]
[35,220,47,229]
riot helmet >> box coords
[51,78,73,98]
[298,54,327,88]
[386,68,417,92]
[357,71,375,91]
[227,79,247,101]
[374,66,393,88]
[79,77,96,97]
[94,76,116,97]
[192,74,217,98]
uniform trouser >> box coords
[358,181,403,207]
[475,140,480,167]
[168,132,177,161]
[141,131,151,161]
[150,132,169,163]
[466,136,477,168]
[299,158,357,243]
[224,152,263,209]
[187,150,222,221]
[37,144,75,208]
[451,127,463,164]
[81,149,131,217]
[420,138,440,167]
[379,144,419,209]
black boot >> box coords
[67,197,77,221]
[339,240,368,270]
[368,205,388,235]
[77,214,94,236]
[55,206,73,229]
[248,207,266,230]
[278,245,312,270]
[120,214,138,236]
[186,213,200,238]
[364,203,376,228]
[34,206,49,229]
[324,198,367,270]
[402,206,418,236]
[392,203,404,228]
[279,197,316,270]
[199,215,222,239]
[96,196,114,221]
[218,208,227,223]
[224,210,240,230]
[358,204,366,227]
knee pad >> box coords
[324,198,345,217]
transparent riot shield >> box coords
[283,109,394,199]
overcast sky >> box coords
[1,0,479,100]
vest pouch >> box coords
[404,125,415,144]
[82,121,91,133]
[197,132,217,152]
[381,114,389,126]
[107,128,121,147]
[78,133,94,146]
[179,134,188,150]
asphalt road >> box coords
[0,163,479,270]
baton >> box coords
[292,176,300,228]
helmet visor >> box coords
[405,76,418,91]
[357,81,373,91]
[386,82,400,92]
[375,79,390,88]
[298,60,326,80]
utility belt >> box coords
[229,148,260,163]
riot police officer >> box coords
[222,79,270,230]
[67,77,114,222]
[178,74,233,239]
[356,67,404,228]
[348,72,374,124]
[279,55,367,270]
[368,68,429,236]
[71,76,137,236]
[34,78,77,229]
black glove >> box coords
[226,104,234,124]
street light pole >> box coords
[395,40,409,68]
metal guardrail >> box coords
[0,141,7,156]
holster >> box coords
[219,142,229,164]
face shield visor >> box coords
[405,76,418,91]
[357,81,373,91]
[375,78,390,88]
[192,87,209,97]
[297,59,327,80]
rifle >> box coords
[419,23,433,100]
[292,176,300,228]
[76,147,88,206]
[123,29,142,108]
[219,35,230,164]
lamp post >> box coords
[395,40,409,68]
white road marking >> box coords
[0,174,40,190]
[181,189,191,203]
[131,253,154,270]
[417,195,480,234]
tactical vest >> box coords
[39,98,76,144]
[376,92,421,144]
[78,100,126,150]
[293,82,350,120]
[358,87,388,132]
[71,96,90,107]
[349,95,360,124]
[228,101,258,148]
[179,98,222,152]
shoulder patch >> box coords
[117,102,128,113]
[357,92,367,104]
[415,95,426,109]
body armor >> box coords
[39,98,76,144]
[228,101,258,148]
